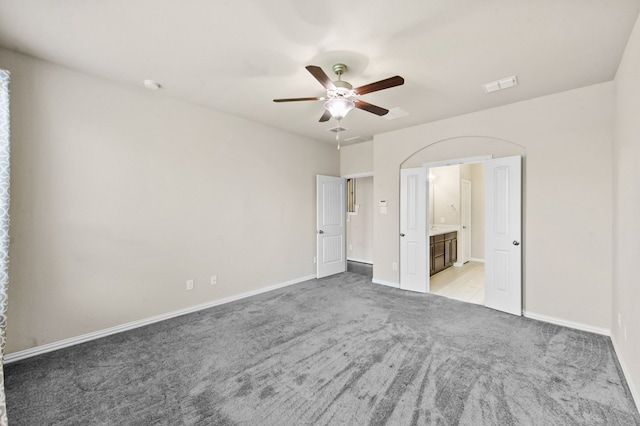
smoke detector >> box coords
[143,79,162,90]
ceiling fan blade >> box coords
[354,76,404,95]
[319,110,332,122]
[306,65,336,90]
[273,97,323,102]
[355,100,389,116]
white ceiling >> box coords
[1,0,639,146]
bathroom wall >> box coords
[429,163,484,262]
[430,165,460,226]
[470,164,485,260]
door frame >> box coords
[459,178,472,265]
[342,172,374,267]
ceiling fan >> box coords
[273,63,405,123]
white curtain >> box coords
[0,69,11,426]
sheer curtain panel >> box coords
[0,69,11,426]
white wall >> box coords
[1,48,339,354]
[612,13,640,405]
[346,176,373,263]
[373,83,613,331]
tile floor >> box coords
[430,261,485,305]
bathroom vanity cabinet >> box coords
[430,231,457,276]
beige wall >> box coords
[612,13,640,404]
[470,163,485,260]
[346,176,373,263]
[373,82,613,330]
[339,140,373,176]
[1,48,339,354]
[431,165,461,226]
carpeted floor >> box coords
[4,272,640,425]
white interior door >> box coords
[461,179,471,263]
[484,156,522,315]
[400,167,428,293]
[317,175,346,278]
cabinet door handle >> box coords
[513,240,520,246]
[318,230,324,234]
[400,233,405,237]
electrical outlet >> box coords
[349,244,353,251]
[392,262,398,271]
[186,280,194,291]
[210,275,218,285]
[313,257,317,264]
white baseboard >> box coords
[523,311,610,336]
[347,258,373,265]
[611,336,640,411]
[4,274,316,364]
[470,258,485,263]
[372,279,400,289]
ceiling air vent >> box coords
[483,76,518,93]
[344,136,373,143]
[328,126,347,133]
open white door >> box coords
[484,156,522,316]
[317,175,346,278]
[461,179,471,264]
[400,167,428,293]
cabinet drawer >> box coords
[445,232,457,240]
[433,234,445,243]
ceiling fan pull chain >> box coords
[336,119,341,150]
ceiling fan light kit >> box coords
[273,63,404,149]
[273,63,405,123]
[324,98,355,120]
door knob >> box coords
[318,230,324,234]
[400,233,405,237]
[513,241,520,246]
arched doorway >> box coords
[399,137,526,315]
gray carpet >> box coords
[4,272,640,425]
[347,260,373,279]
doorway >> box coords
[428,163,484,305]
[345,175,374,279]
[400,155,523,316]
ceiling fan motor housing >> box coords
[330,80,355,98]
